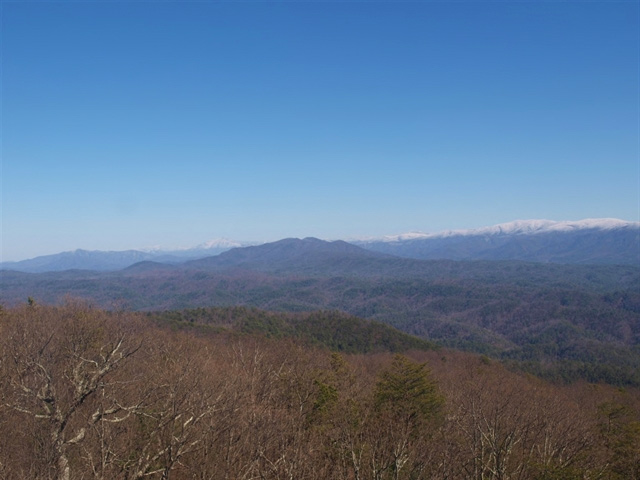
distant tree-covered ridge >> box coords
[146,306,437,354]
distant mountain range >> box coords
[1,218,638,273]
[354,218,639,265]
[0,239,248,273]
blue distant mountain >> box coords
[353,219,639,265]
[0,249,158,273]
[0,239,243,273]
[1,218,637,273]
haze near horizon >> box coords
[2,1,638,262]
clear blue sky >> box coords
[2,1,638,261]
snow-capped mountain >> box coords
[2,219,638,273]
[354,218,639,265]
[139,238,245,254]
[194,238,244,250]
[369,219,637,243]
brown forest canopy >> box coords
[3,257,639,389]
[1,302,639,480]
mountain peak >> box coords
[184,236,393,274]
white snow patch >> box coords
[365,218,638,243]
[195,238,244,250]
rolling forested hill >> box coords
[147,306,438,354]
[2,238,639,385]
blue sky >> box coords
[2,1,638,261]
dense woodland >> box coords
[1,302,639,480]
[4,260,639,386]
[146,307,438,354]
[2,254,639,387]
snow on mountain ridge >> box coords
[195,238,244,250]
[374,218,637,243]
[139,238,245,253]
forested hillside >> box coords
[2,248,639,385]
[1,303,639,480]
[146,306,437,353]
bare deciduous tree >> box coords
[1,303,142,480]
